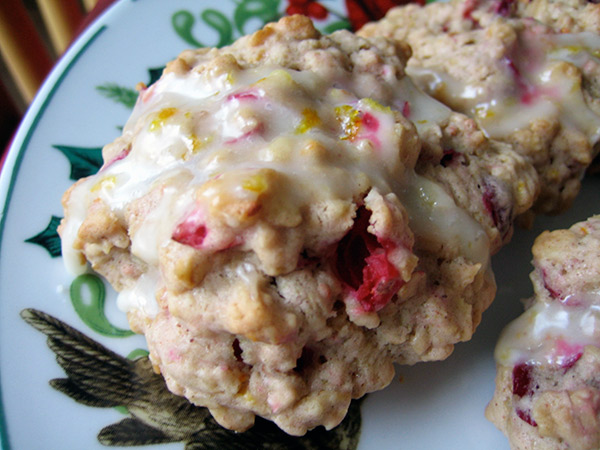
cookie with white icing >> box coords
[515,0,600,33]
[486,216,600,449]
[58,15,521,435]
[415,110,539,252]
[359,0,600,214]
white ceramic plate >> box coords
[1,0,600,448]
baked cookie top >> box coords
[60,15,491,319]
[359,0,600,213]
[515,0,600,33]
[59,15,497,436]
[61,15,422,295]
[487,216,600,449]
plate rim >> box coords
[0,2,126,447]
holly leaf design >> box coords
[148,67,165,86]
[54,145,103,180]
[323,19,351,33]
[95,66,165,110]
[96,83,138,109]
[25,215,62,257]
[22,309,364,449]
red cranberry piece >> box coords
[462,0,481,25]
[516,408,538,427]
[354,251,403,311]
[482,178,511,238]
[361,112,379,132]
[493,0,514,16]
[561,351,583,371]
[172,209,207,249]
[512,363,534,398]
[401,101,411,118]
[540,268,562,299]
[227,91,259,102]
[504,57,539,105]
[334,207,404,312]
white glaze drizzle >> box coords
[61,64,489,317]
[496,290,600,366]
[408,30,600,144]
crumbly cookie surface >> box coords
[515,0,600,33]
[486,216,600,450]
[59,15,504,435]
[415,111,538,252]
[359,0,600,214]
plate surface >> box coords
[1,0,600,448]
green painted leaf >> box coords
[323,19,351,33]
[54,145,103,180]
[22,308,363,448]
[233,0,280,35]
[172,10,203,47]
[96,83,138,109]
[127,348,149,360]
[70,274,134,337]
[25,215,62,257]
[201,9,234,48]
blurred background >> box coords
[0,0,112,152]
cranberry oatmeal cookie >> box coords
[486,216,600,449]
[514,0,600,33]
[359,0,600,214]
[414,111,538,252]
[57,15,519,435]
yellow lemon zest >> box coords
[242,174,268,193]
[149,107,177,131]
[362,97,392,113]
[295,108,321,134]
[90,175,116,192]
[335,105,361,140]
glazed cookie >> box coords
[59,15,501,435]
[415,111,539,252]
[515,0,600,33]
[359,0,600,214]
[486,216,600,449]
